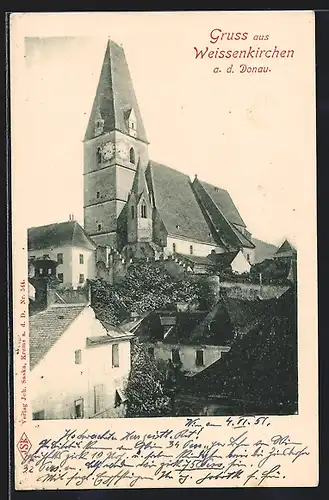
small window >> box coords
[131,205,135,219]
[172,243,176,253]
[58,273,63,283]
[131,122,135,129]
[57,253,63,264]
[129,147,136,164]
[32,410,45,420]
[96,191,100,199]
[190,245,193,255]
[79,274,84,284]
[246,253,250,262]
[195,349,204,367]
[141,202,147,219]
[74,398,84,419]
[112,344,119,367]
[79,254,84,264]
[96,147,102,163]
[39,268,44,275]
[98,224,102,231]
[175,225,180,230]
[75,349,81,364]
[148,346,154,358]
[172,348,181,365]
[47,268,52,275]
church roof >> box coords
[146,161,217,245]
[84,39,148,143]
[193,178,246,227]
[28,220,96,251]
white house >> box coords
[29,303,133,420]
[28,219,97,288]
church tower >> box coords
[83,39,149,249]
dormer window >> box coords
[141,202,147,219]
[129,147,136,164]
[131,205,135,219]
[125,108,137,137]
[94,106,104,137]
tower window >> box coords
[190,245,193,255]
[98,224,102,231]
[172,243,176,253]
[96,191,100,199]
[129,147,136,164]
[141,202,147,219]
[79,254,84,264]
[131,205,135,219]
[96,147,102,163]
[246,253,250,262]
[57,253,63,264]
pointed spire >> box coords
[84,39,148,143]
[131,159,150,201]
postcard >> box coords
[10,11,318,489]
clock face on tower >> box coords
[99,141,115,162]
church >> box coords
[83,39,255,275]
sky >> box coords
[15,12,316,246]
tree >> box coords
[89,261,205,324]
[125,338,172,417]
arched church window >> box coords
[129,147,136,164]
[141,202,147,219]
[172,243,176,253]
[131,205,135,219]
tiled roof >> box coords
[275,239,297,255]
[146,161,217,245]
[196,179,246,227]
[126,309,234,346]
[210,251,239,269]
[28,220,96,251]
[84,40,148,143]
[175,253,214,267]
[29,304,86,369]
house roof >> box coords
[125,308,235,347]
[175,253,214,267]
[28,220,96,251]
[209,251,239,269]
[84,40,148,143]
[275,239,297,255]
[29,304,87,369]
[195,179,246,227]
[146,161,218,245]
[181,288,297,402]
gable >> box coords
[147,161,217,245]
